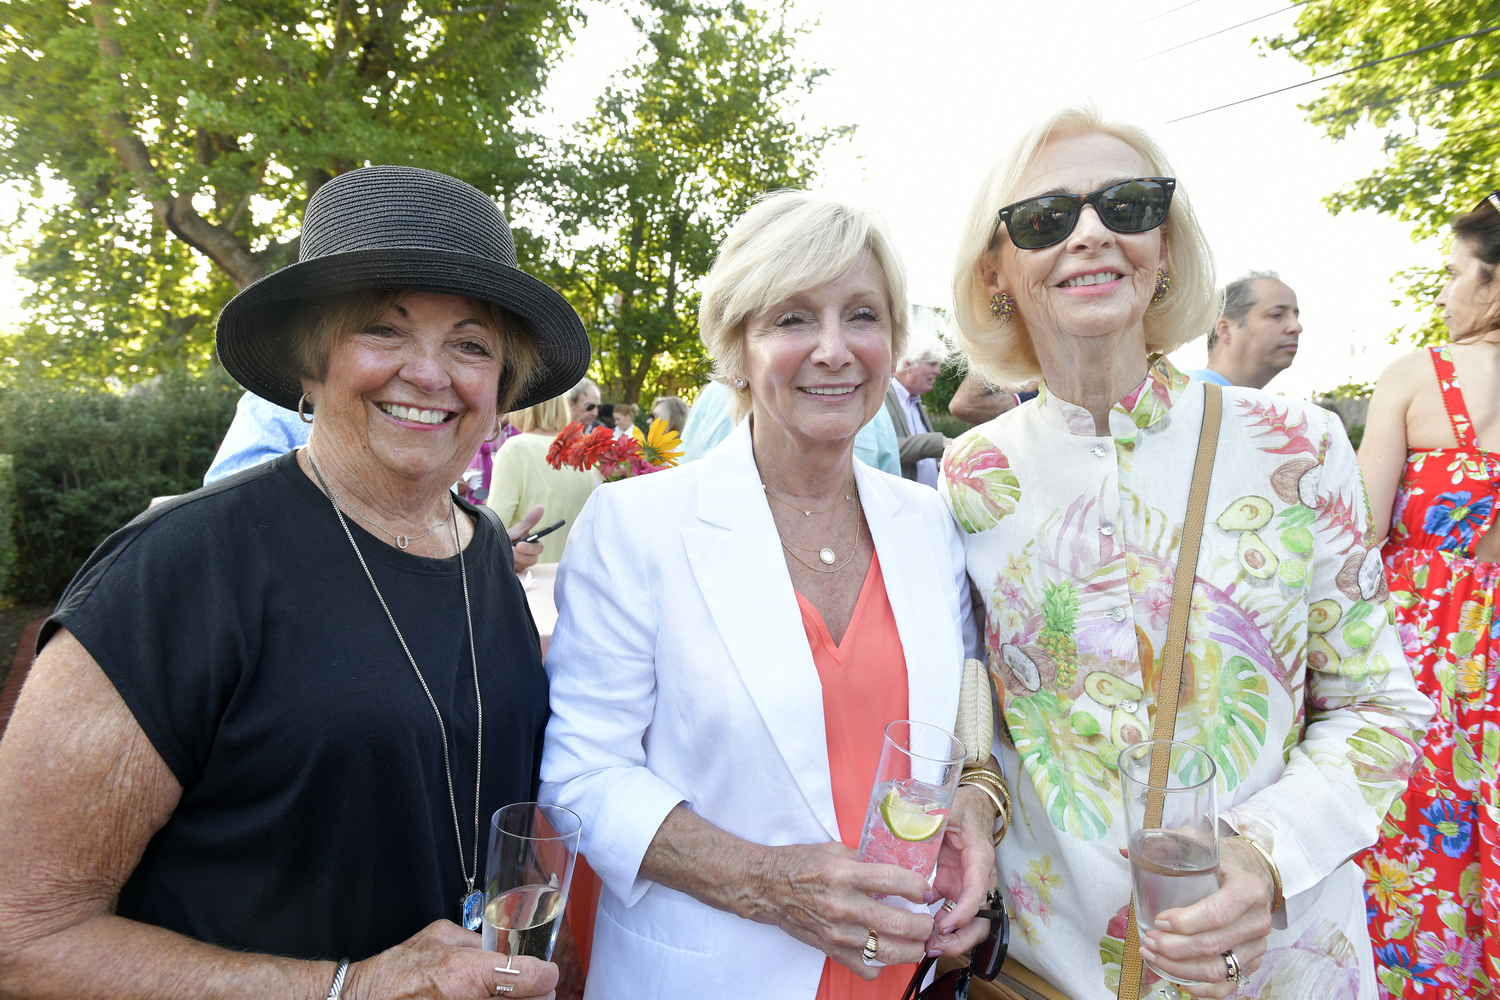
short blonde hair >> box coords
[699,191,910,418]
[510,393,571,434]
[288,289,540,413]
[951,106,1217,386]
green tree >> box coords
[1266,3,1500,344]
[539,0,850,405]
[0,0,580,381]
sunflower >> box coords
[639,417,684,467]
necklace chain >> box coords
[763,485,855,517]
[306,449,483,901]
[770,487,864,573]
[318,475,445,549]
[773,490,861,555]
[779,512,863,573]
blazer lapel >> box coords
[857,465,961,747]
[681,421,841,841]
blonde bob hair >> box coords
[509,393,571,434]
[952,106,1217,387]
[699,191,910,418]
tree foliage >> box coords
[0,0,580,381]
[1266,2,1500,344]
[539,0,850,405]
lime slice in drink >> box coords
[880,787,944,842]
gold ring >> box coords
[861,929,879,962]
[1223,949,1242,983]
[942,899,959,912]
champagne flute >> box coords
[483,802,582,973]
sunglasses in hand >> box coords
[901,889,1009,1000]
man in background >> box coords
[567,377,604,429]
[1185,271,1303,390]
[884,334,950,486]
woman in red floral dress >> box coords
[1358,192,1500,998]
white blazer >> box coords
[539,420,978,1000]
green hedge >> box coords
[0,454,15,598]
[0,368,242,602]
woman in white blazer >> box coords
[540,193,999,1000]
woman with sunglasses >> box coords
[942,106,1431,999]
[1354,192,1500,996]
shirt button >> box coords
[1099,524,1115,536]
[1092,444,1108,457]
[1110,606,1129,623]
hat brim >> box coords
[216,248,591,413]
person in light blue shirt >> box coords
[1181,366,1232,387]
[678,379,901,475]
[203,391,310,484]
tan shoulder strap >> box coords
[1116,382,1222,1000]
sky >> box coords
[0,0,1447,399]
[530,0,1446,399]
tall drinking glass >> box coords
[483,802,582,973]
[855,719,966,936]
[1119,739,1219,989]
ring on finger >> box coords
[942,899,959,912]
[495,966,517,995]
[861,929,879,962]
[1222,950,1242,983]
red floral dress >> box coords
[1359,345,1500,998]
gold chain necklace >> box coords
[779,513,863,574]
[775,492,861,562]
[771,490,863,569]
[763,484,856,517]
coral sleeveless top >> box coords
[796,553,916,1000]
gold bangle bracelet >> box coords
[1234,835,1284,911]
[957,772,1011,845]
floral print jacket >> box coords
[940,360,1434,999]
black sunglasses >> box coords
[994,177,1176,250]
[901,890,1009,1000]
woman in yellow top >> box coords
[487,394,597,563]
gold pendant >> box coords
[819,547,836,565]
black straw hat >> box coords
[216,165,590,413]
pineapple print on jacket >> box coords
[941,359,1433,1000]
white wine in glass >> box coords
[483,802,581,973]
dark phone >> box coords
[516,519,565,545]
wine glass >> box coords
[483,802,582,973]
[1119,739,1219,989]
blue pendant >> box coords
[461,890,484,932]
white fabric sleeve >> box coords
[537,486,687,906]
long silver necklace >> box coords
[317,474,443,549]
[306,449,486,930]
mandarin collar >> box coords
[1035,356,1191,442]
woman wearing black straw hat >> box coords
[0,166,589,1000]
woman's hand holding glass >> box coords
[1136,836,1276,998]
[743,840,939,977]
[925,784,999,957]
[342,920,558,999]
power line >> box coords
[1163,23,1500,124]
[1110,0,1209,35]
[1118,2,1310,68]
[1314,69,1500,122]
